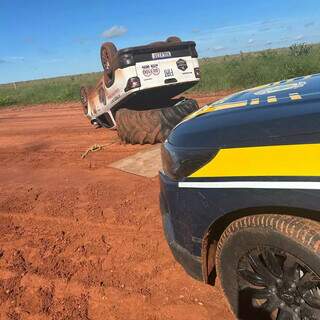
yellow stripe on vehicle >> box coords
[213,100,248,111]
[185,100,248,120]
[183,106,213,120]
[267,96,278,103]
[289,93,302,101]
[250,98,260,105]
[190,144,320,178]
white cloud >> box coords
[294,34,304,41]
[259,26,271,32]
[8,56,25,61]
[258,19,283,32]
[102,26,127,38]
[212,46,225,51]
[0,56,25,64]
[305,21,315,28]
[248,38,254,44]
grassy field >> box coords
[1,43,320,107]
[190,43,320,93]
[0,72,102,107]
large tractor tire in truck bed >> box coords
[115,99,199,144]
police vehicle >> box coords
[160,74,320,319]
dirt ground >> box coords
[0,95,234,320]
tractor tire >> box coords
[115,98,199,144]
[100,42,117,75]
[166,36,182,43]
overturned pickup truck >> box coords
[80,37,201,144]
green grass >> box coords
[190,43,320,93]
[1,43,320,107]
[0,72,102,107]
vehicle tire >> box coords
[100,42,117,75]
[80,86,89,115]
[148,41,167,47]
[166,36,182,43]
[115,98,199,144]
[215,214,320,320]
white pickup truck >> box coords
[80,37,200,144]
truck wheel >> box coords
[80,86,89,115]
[115,98,199,144]
[100,42,117,75]
[148,41,166,47]
[166,36,182,43]
[216,214,320,320]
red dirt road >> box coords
[0,96,233,320]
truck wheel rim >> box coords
[237,246,320,319]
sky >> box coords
[0,0,320,84]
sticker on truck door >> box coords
[164,68,174,78]
[142,65,152,77]
[151,64,160,75]
[176,59,188,71]
[142,64,160,77]
[152,51,171,59]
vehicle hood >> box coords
[169,74,320,148]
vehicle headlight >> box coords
[161,141,217,180]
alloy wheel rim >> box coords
[237,246,320,319]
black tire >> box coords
[100,42,117,74]
[166,36,182,43]
[148,41,167,47]
[80,86,89,115]
[216,214,320,320]
[115,98,199,144]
